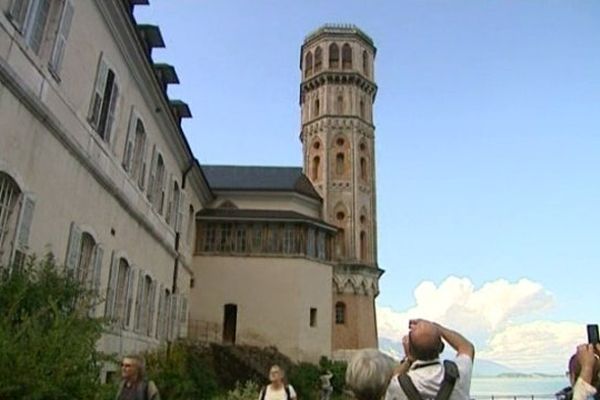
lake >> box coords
[470,376,569,399]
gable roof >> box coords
[201,165,321,201]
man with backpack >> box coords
[115,355,161,400]
[385,319,475,400]
[259,365,297,400]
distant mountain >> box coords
[379,336,515,377]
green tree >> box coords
[0,255,106,400]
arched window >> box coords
[314,98,320,118]
[76,232,96,285]
[143,275,153,336]
[362,50,369,76]
[342,43,352,69]
[305,52,313,77]
[329,43,340,68]
[335,302,346,324]
[360,231,367,262]
[336,95,344,114]
[336,228,345,258]
[359,99,365,119]
[311,156,320,181]
[314,46,323,72]
[0,172,21,264]
[154,155,165,213]
[336,153,345,175]
[114,258,130,326]
[360,157,368,181]
[132,120,147,189]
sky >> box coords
[136,1,600,373]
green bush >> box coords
[289,362,321,400]
[214,381,261,400]
[145,342,219,400]
[319,356,348,395]
[0,255,106,399]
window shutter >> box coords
[90,244,104,311]
[64,221,82,272]
[9,0,31,31]
[11,193,35,265]
[147,280,157,337]
[156,285,164,339]
[89,57,108,127]
[179,296,188,338]
[125,266,136,330]
[104,252,119,319]
[169,294,178,340]
[134,269,144,333]
[137,136,148,190]
[122,109,136,172]
[49,0,74,73]
[27,0,50,55]
[177,190,185,232]
[146,144,157,201]
[165,174,174,224]
[104,81,119,144]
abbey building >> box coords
[0,0,382,369]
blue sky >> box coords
[136,1,600,371]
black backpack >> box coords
[260,384,292,400]
[397,360,459,400]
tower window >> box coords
[314,98,320,118]
[335,153,345,175]
[336,95,344,114]
[363,50,369,76]
[313,140,321,150]
[329,43,340,68]
[336,137,345,147]
[335,302,346,324]
[360,231,367,262]
[360,215,366,225]
[360,142,367,152]
[310,307,317,327]
[311,156,320,181]
[359,100,365,119]
[305,52,313,77]
[342,43,352,69]
[360,157,368,181]
[314,46,323,72]
[336,211,345,221]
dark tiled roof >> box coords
[201,165,321,200]
[197,209,337,231]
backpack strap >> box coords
[285,385,291,400]
[260,386,267,400]
[434,360,459,400]
[398,374,424,400]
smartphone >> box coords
[587,324,599,344]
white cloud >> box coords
[377,276,584,372]
[478,320,585,373]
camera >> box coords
[587,324,599,345]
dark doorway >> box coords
[222,304,238,344]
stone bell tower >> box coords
[299,24,383,354]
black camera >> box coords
[587,324,599,345]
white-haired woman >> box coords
[346,349,396,400]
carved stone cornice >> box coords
[300,71,377,100]
[332,263,383,297]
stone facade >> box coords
[0,0,381,367]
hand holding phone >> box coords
[587,324,599,345]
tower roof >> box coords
[303,23,375,49]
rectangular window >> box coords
[282,224,295,254]
[306,227,315,257]
[10,0,51,55]
[234,224,246,253]
[310,308,317,327]
[89,56,119,143]
[316,231,326,260]
[202,224,216,252]
[218,223,232,252]
[49,0,74,74]
[266,224,280,253]
[251,224,263,253]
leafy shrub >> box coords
[145,341,219,399]
[214,381,261,400]
[289,362,321,400]
[0,255,106,399]
[319,356,348,395]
